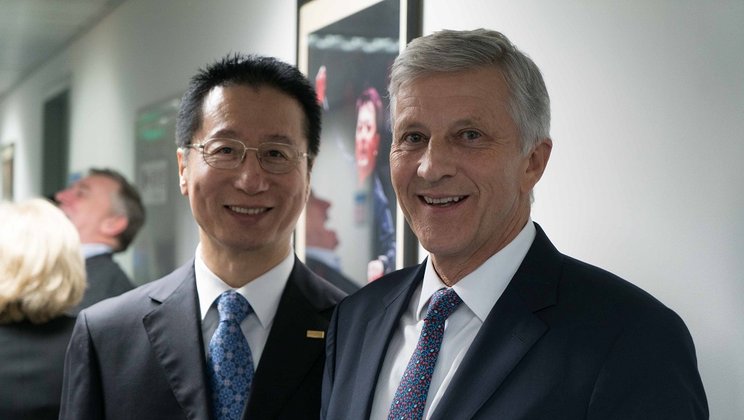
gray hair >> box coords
[389,28,550,153]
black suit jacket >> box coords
[60,256,345,420]
[71,253,134,314]
[0,315,76,420]
[322,224,708,419]
[306,257,360,295]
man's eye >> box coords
[215,146,235,155]
[402,133,425,144]
[459,130,482,141]
[263,148,290,160]
[204,142,238,155]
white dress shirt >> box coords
[195,244,292,368]
[369,221,536,419]
[81,243,113,259]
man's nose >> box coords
[55,187,71,203]
[417,138,457,182]
[233,152,270,193]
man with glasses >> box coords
[60,54,345,420]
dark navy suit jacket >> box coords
[322,224,708,419]
[61,256,344,420]
[0,316,76,419]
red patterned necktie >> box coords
[388,288,462,420]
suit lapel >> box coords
[431,225,561,420]
[142,263,211,420]
[431,288,548,420]
[350,264,424,418]
[245,259,338,418]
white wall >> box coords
[0,0,297,276]
[424,0,743,418]
[0,0,741,417]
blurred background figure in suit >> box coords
[54,168,145,313]
[0,198,86,420]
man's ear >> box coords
[522,137,552,193]
[177,148,189,196]
[101,214,128,237]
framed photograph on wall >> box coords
[1,143,14,201]
[297,0,421,290]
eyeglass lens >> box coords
[200,138,303,173]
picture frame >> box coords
[297,0,422,288]
[1,143,14,201]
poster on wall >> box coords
[1,143,13,201]
[298,0,420,289]
[132,96,198,285]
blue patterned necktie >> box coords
[388,288,463,420]
[208,291,255,420]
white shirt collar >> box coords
[195,243,293,329]
[81,243,113,259]
[417,220,536,322]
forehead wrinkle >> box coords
[203,129,299,148]
[208,128,240,139]
[262,134,296,145]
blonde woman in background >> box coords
[0,198,86,420]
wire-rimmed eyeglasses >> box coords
[184,138,308,174]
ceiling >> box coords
[0,0,127,100]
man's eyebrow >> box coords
[209,128,240,138]
[394,120,426,132]
[263,134,295,145]
[206,130,297,145]
[450,118,485,128]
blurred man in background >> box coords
[55,168,145,313]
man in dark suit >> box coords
[55,167,145,313]
[321,29,708,419]
[60,54,345,420]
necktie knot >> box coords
[217,290,252,323]
[425,288,462,322]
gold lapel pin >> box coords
[306,330,325,339]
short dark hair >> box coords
[89,168,145,253]
[175,53,321,164]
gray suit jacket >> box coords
[60,256,344,420]
[322,224,708,419]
